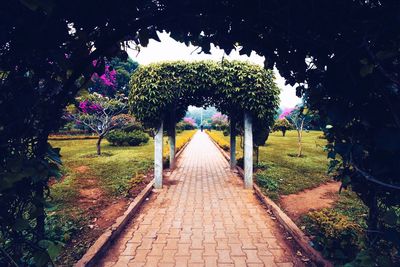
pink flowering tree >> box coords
[177,117,197,130]
[183,117,196,126]
[90,62,117,96]
[211,112,229,131]
[66,92,130,155]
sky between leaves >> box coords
[126,31,302,109]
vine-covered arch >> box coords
[128,60,279,188]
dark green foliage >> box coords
[110,57,139,95]
[273,119,294,136]
[1,0,400,264]
[301,209,363,264]
[176,121,196,131]
[106,130,149,146]
[256,172,279,192]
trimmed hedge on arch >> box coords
[129,60,280,131]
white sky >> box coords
[126,31,301,109]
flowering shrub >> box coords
[177,117,197,130]
[211,112,229,131]
[183,117,196,126]
[78,100,103,114]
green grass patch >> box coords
[208,130,331,196]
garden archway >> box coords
[128,60,280,189]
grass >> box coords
[50,130,196,200]
[207,130,331,197]
[48,130,196,264]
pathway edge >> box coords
[205,132,333,267]
[75,180,154,267]
[75,135,193,267]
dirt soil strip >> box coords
[280,182,341,221]
[206,133,333,267]
[75,180,154,267]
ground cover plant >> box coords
[47,130,195,265]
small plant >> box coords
[106,130,149,146]
[301,209,363,264]
[256,172,279,191]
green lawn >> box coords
[50,130,196,204]
[207,130,331,198]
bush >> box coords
[206,130,230,151]
[302,209,363,263]
[106,130,149,146]
[177,121,196,130]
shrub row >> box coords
[48,135,98,140]
[205,130,230,151]
[106,130,149,146]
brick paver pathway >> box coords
[99,131,298,267]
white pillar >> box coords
[244,112,253,189]
[169,125,176,169]
[154,122,163,189]
[230,120,236,169]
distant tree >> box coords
[211,112,229,131]
[66,93,130,155]
[273,118,293,136]
[284,105,314,157]
[177,117,197,130]
[110,57,139,95]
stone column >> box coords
[230,120,236,169]
[154,122,163,189]
[244,112,253,189]
[169,124,176,169]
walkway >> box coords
[99,131,297,267]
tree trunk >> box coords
[297,130,303,157]
[97,135,103,155]
[297,120,304,157]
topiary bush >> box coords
[302,209,363,264]
[106,130,149,146]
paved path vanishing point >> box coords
[99,131,298,267]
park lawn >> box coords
[48,130,196,264]
[257,130,331,197]
[207,130,331,197]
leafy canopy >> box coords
[129,60,280,131]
